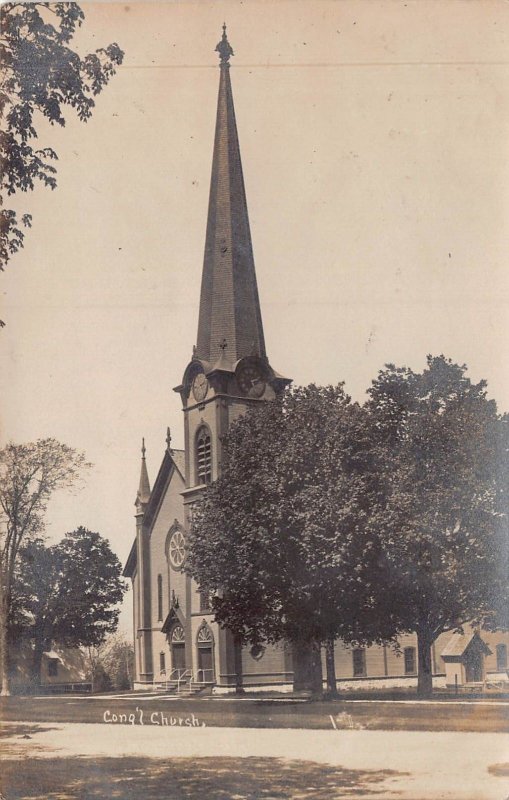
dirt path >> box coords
[1,720,508,799]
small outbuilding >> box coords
[441,631,492,687]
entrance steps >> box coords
[152,679,212,696]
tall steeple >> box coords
[136,438,151,506]
[195,25,266,366]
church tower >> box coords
[175,26,290,507]
[126,27,291,693]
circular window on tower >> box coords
[168,530,186,570]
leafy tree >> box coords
[0,3,124,271]
[97,633,134,691]
[82,641,112,693]
[12,527,126,688]
[366,356,509,697]
[0,439,89,695]
[187,385,397,695]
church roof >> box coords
[124,445,185,579]
[171,448,185,479]
[195,26,266,366]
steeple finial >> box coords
[141,437,146,458]
[215,23,234,65]
[166,426,172,450]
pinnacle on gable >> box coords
[136,437,151,505]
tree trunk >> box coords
[310,640,324,698]
[234,635,244,695]
[325,637,338,698]
[31,633,46,694]
[291,639,324,696]
[0,586,11,697]
[416,627,434,698]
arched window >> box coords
[196,426,212,484]
[157,574,163,621]
[196,623,215,683]
[352,648,366,677]
[496,643,507,671]
[197,624,214,645]
[199,589,212,612]
[170,625,185,643]
[170,625,186,676]
[404,646,416,675]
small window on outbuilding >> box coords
[496,643,507,671]
[48,658,59,677]
[352,648,366,677]
[196,427,212,484]
[404,646,416,675]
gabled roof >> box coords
[123,447,185,578]
[161,606,186,634]
[143,447,185,532]
[123,539,137,578]
[171,449,185,480]
[441,631,492,659]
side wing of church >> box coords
[124,28,509,694]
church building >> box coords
[124,27,293,692]
[124,28,509,693]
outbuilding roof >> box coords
[441,631,491,658]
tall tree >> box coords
[0,2,124,272]
[90,633,134,691]
[0,439,89,695]
[186,385,397,695]
[366,356,509,696]
[13,528,126,688]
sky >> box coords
[1,0,509,633]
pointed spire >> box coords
[137,437,151,505]
[195,29,266,365]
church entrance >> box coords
[170,625,187,677]
[197,624,215,683]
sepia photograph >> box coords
[1,1,508,798]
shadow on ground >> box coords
[488,763,509,776]
[0,755,407,799]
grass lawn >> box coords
[1,692,508,732]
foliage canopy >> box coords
[187,384,398,653]
[11,528,126,686]
[0,2,124,269]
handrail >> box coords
[154,667,215,693]
[194,668,214,684]
[174,668,192,694]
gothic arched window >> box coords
[197,624,214,645]
[170,625,185,644]
[196,426,212,484]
